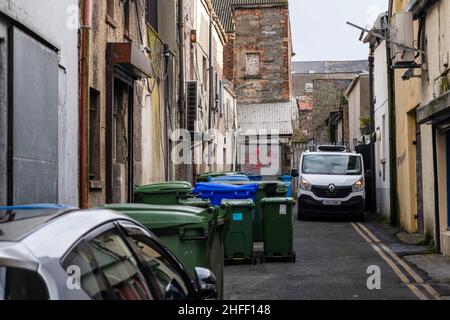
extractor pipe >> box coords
[368,47,377,215]
[79,0,92,209]
[386,8,398,227]
[178,0,186,129]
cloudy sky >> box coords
[290,0,389,61]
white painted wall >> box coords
[348,79,362,150]
[373,41,390,218]
[0,0,79,206]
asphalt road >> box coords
[224,216,425,300]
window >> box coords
[0,267,49,300]
[107,0,115,19]
[63,242,110,300]
[129,237,190,300]
[123,0,130,34]
[146,0,158,31]
[305,83,314,93]
[302,154,362,176]
[89,229,155,300]
[89,88,101,187]
[245,53,260,77]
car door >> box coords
[117,221,198,300]
[62,223,162,300]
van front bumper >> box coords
[298,195,365,215]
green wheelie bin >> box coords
[104,203,230,299]
[178,197,212,209]
[222,199,256,264]
[134,181,193,205]
[260,197,296,263]
[215,180,287,242]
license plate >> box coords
[323,200,342,206]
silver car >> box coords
[0,205,217,300]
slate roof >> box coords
[292,60,369,74]
[212,0,288,32]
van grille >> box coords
[311,186,353,199]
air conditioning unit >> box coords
[390,12,416,66]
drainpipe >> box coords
[432,126,441,253]
[369,46,377,215]
[79,0,92,209]
[178,0,186,129]
[386,17,398,227]
[164,44,171,180]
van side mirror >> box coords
[290,169,299,178]
[195,267,217,300]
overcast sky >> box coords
[290,0,389,61]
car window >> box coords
[130,236,190,300]
[88,229,155,300]
[63,243,110,300]
[0,267,48,300]
[302,154,362,176]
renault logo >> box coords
[328,184,336,192]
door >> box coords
[8,27,58,204]
[109,71,134,204]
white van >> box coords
[297,146,365,221]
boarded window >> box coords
[146,0,158,31]
[107,0,115,18]
[89,88,101,187]
[245,53,260,77]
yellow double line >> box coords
[350,222,441,300]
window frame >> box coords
[117,221,198,300]
[245,52,261,79]
[61,222,163,300]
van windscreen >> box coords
[302,154,362,176]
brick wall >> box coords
[232,5,291,104]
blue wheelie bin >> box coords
[278,175,293,197]
[193,183,258,206]
[209,175,250,183]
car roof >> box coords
[0,207,138,262]
[0,205,77,242]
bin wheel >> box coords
[252,256,258,265]
[292,253,297,263]
[260,256,265,264]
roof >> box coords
[345,73,369,97]
[212,0,289,32]
[292,60,369,74]
[237,101,295,136]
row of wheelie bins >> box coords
[109,178,295,299]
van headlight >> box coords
[352,178,365,192]
[300,176,312,191]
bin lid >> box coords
[134,181,192,194]
[221,199,255,208]
[104,203,211,229]
[209,175,250,182]
[194,183,259,193]
[260,197,295,205]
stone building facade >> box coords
[292,61,368,147]
[213,0,293,176]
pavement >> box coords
[223,211,443,300]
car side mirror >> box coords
[290,169,299,178]
[194,267,217,300]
